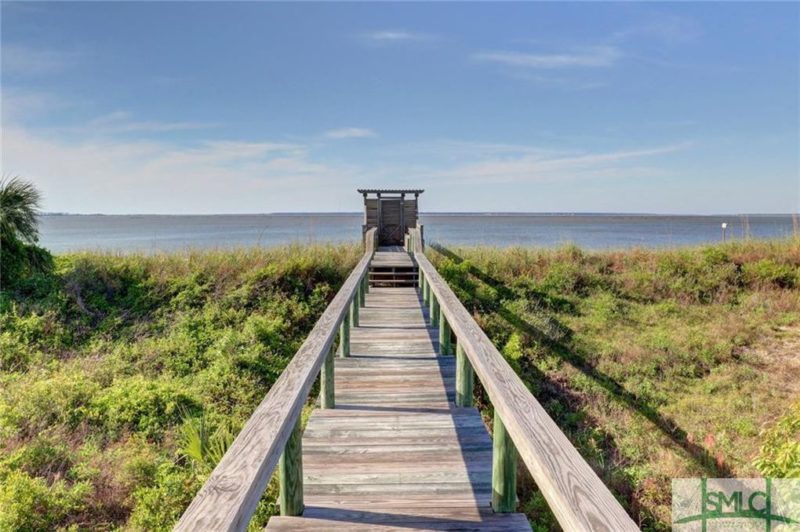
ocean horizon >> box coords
[40,213,798,254]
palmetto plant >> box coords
[0,176,43,245]
[179,414,235,474]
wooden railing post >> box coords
[279,417,304,516]
[492,412,517,513]
[350,291,359,327]
[438,307,451,356]
[359,276,366,306]
[423,275,430,306]
[418,268,424,290]
[455,342,473,407]
[430,293,439,328]
[339,310,350,357]
[321,343,334,409]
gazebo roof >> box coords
[357,189,424,195]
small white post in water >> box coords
[721,222,728,242]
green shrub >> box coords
[744,259,798,289]
[0,370,102,438]
[0,244,359,529]
[754,402,800,478]
[127,463,200,531]
[0,435,74,482]
[87,376,201,439]
[0,470,90,531]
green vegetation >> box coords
[0,245,360,530]
[2,238,798,530]
[0,176,53,290]
[428,239,800,530]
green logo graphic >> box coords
[673,478,800,531]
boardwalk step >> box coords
[265,511,531,531]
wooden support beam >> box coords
[350,291,359,327]
[439,307,451,356]
[430,293,439,328]
[377,194,382,245]
[320,344,334,409]
[492,412,518,513]
[456,342,474,407]
[339,310,350,358]
[279,417,304,516]
[400,193,405,238]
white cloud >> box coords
[1,124,363,213]
[432,143,689,185]
[473,46,621,69]
[86,111,217,133]
[360,30,437,44]
[323,127,377,140]
[1,44,82,76]
[612,14,701,45]
[1,87,68,121]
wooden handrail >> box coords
[365,225,378,253]
[411,228,637,531]
[176,228,377,532]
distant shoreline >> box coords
[42,212,799,217]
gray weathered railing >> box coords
[176,228,377,531]
[407,227,638,531]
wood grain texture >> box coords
[491,412,517,513]
[265,273,530,531]
[456,342,474,408]
[350,294,359,328]
[339,307,350,358]
[320,344,335,409]
[279,418,304,516]
[439,307,452,356]
[365,227,378,253]
[414,252,639,532]
[360,277,367,305]
[175,248,372,532]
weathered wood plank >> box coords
[320,344,334,409]
[265,276,530,530]
[350,292,359,328]
[456,342,474,408]
[266,512,531,531]
[279,418,304,516]
[439,307,452,356]
[491,412,517,513]
[339,306,350,358]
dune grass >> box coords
[1,239,799,530]
[428,238,800,530]
[0,244,361,531]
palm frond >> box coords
[0,176,43,244]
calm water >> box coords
[40,213,797,254]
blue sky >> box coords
[2,2,798,214]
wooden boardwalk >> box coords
[266,272,531,530]
[178,230,638,532]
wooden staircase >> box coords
[369,246,418,288]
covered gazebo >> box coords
[358,189,424,246]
